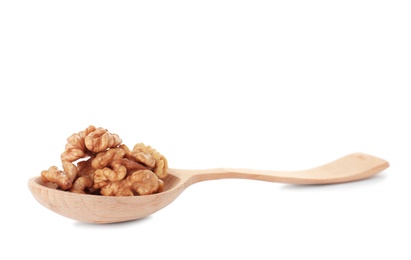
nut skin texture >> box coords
[46,126,97,190]
[134,152,156,168]
[41,166,72,190]
[91,148,126,169]
[93,164,127,190]
[132,143,168,179]
[77,157,95,178]
[61,125,96,162]
[40,126,168,196]
[99,170,160,196]
[62,161,78,184]
[157,179,165,193]
[114,158,147,172]
[70,176,93,194]
[85,127,122,153]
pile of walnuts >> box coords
[41,126,168,196]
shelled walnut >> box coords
[41,126,168,196]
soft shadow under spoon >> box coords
[28,152,389,224]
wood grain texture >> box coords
[28,152,389,224]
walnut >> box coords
[77,157,95,178]
[157,179,165,193]
[40,162,78,191]
[40,126,168,196]
[70,176,93,194]
[132,143,168,178]
[46,125,97,190]
[119,144,156,170]
[99,170,160,196]
[91,147,125,169]
[115,158,147,172]
[128,170,160,195]
[119,144,132,159]
[41,166,72,190]
[134,152,156,168]
[61,125,96,162]
[93,162,127,189]
[61,161,78,184]
[85,127,122,153]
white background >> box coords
[1,0,410,259]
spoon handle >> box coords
[171,153,389,186]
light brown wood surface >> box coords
[28,152,389,224]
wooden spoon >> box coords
[28,152,388,224]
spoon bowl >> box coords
[28,153,389,224]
